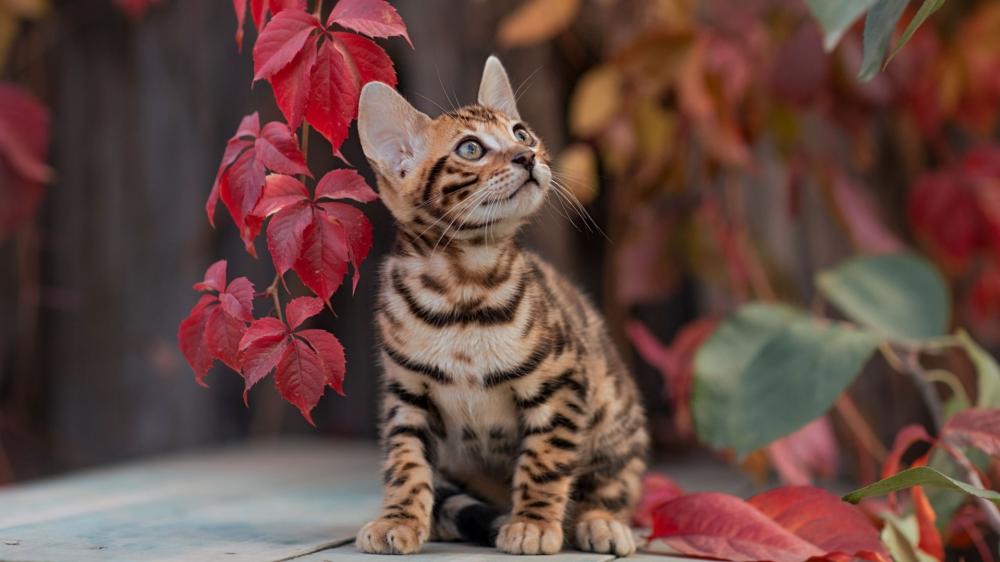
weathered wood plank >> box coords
[0,439,742,561]
[0,440,379,562]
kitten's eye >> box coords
[513,125,534,146]
[456,139,485,160]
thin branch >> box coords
[894,344,944,432]
[267,274,284,322]
[835,394,888,462]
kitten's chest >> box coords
[430,383,520,468]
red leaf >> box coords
[306,39,360,155]
[294,207,350,302]
[271,36,319,129]
[256,122,310,176]
[651,488,889,562]
[968,260,1000,324]
[254,173,311,217]
[234,0,307,49]
[205,306,248,371]
[275,337,329,426]
[220,277,255,322]
[627,318,717,437]
[320,202,373,292]
[286,296,324,330]
[327,0,412,47]
[634,473,684,528]
[748,487,890,562]
[883,424,934,479]
[238,316,289,400]
[651,492,826,562]
[912,482,945,560]
[193,259,228,292]
[178,295,219,386]
[331,32,398,87]
[267,200,313,276]
[233,0,248,47]
[881,424,934,512]
[315,168,379,202]
[942,407,1000,456]
[0,84,51,241]
[297,329,347,395]
[210,113,308,252]
[252,9,321,81]
[766,415,839,486]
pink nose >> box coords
[512,151,535,170]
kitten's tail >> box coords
[432,484,507,546]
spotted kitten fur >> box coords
[354,57,649,556]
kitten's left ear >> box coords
[478,56,520,120]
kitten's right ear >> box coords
[358,82,431,181]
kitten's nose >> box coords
[512,151,535,170]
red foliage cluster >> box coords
[178,0,409,423]
[908,146,1000,321]
[0,84,51,242]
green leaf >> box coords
[693,303,879,455]
[858,0,909,81]
[844,466,1000,504]
[805,0,879,51]
[957,330,1000,408]
[887,0,945,63]
[880,513,939,562]
[816,253,950,341]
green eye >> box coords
[513,126,534,145]
[456,139,485,160]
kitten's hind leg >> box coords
[431,480,508,546]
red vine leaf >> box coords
[252,3,405,154]
[238,301,346,425]
[238,317,288,400]
[178,295,218,384]
[633,472,684,528]
[306,39,360,157]
[316,168,379,202]
[327,0,412,48]
[626,317,716,437]
[0,84,51,242]
[271,36,319,129]
[942,407,1000,456]
[250,173,375,302]
[207,113,308,254]
[178,260,255,385]
[331,32,398,86]
[766,415,839,486]
[252,9,322,81]
[286,296,324,329]
[297,328,346,395]
[651,487,889,562]
[233,0,307,50]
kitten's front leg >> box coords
[356,377,438,555]
[498,371,587,555]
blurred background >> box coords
[1,0,1000,497]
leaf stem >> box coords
[266,274,284,323]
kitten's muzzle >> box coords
[512,150,535,171]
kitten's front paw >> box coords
[355,518,427,555]
[496,518,563,555]
[574,517,636,556]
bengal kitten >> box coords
[354,56,648,556]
